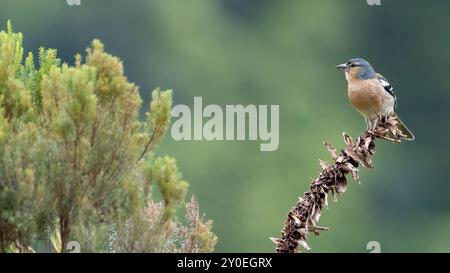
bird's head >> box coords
[336,58,376,81]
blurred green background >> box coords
[1,0,449,252]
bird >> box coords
[336,58,415,140]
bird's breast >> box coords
[348,79,385,118]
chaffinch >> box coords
[336,58,415,140]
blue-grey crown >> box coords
[348,58,376,79]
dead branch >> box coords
[272,115,407,253]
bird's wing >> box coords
[376,73,397,110]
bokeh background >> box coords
[1,0,449,252]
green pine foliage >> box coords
[0,21,217,253]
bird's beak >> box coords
[336,63,348,70]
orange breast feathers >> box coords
[347,79,393,118]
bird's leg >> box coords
[372,118,377,131]
[372,116,380,131]
[366,118,375,133]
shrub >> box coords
[0,21,216,253]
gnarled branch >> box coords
[272,115,407,253]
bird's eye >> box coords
[349,63,357,68]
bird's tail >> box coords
[393,113,415,141]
